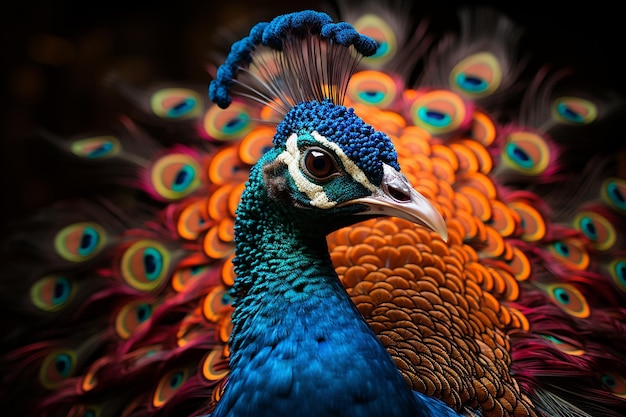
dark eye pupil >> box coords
[312,155,328,171]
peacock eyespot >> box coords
[573,211,616,251]
[204,102,254,142]
[31,275,74,312]
[352,14,397,67]
[579,217,597,239]
[602,178,626,213]
[603,374,617,388]
[71,136,120,159]
[170,371,184,388]
[347,70,397,108]
[301,147,340,182]
[136,303,152,322]
[450,52,502,98]
[548,239,589,270]
[506,143,532,168]
[502,131,550,175]
[553,241,570,257]
[39,350,77,389]
[54,222,106,262]
[545,283,590,318]
[372,41,389,57]
[554,288,570,303]
[115,301,155,339]
[552,97,597,125]
[153,368,189,407]
[151,88,202,120]
[120,240,171,292]
[409,90,467,134]
[456,74,488,92]
[541,334,585,355]
[599,372,626,397]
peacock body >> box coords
[2,3,626,417]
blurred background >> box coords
[2,0,625,235]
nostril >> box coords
[387,184,411,202]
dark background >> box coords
[1,0,625,234]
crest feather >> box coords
[209,10,377,114]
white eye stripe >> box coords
[277,134,335,209]
[275,131,378,209]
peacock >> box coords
[2,3,626,417]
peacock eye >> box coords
[302,147,340,181]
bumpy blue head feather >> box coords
[209,10,378,109]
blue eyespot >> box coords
[579,217,597,241]
[505,143,533,169]
[223,114,250,135]
[358,90,385,104]
[87,141,113,158]
[143,247,164,281]
[136,303,153,323]
[170,371,184,389]
[167,97,198,118]
[556,102,584,124]
[55,353,73,377]
[553,287,571,304]
[607,181,626,210]
[602,374,617,388]
[52,277,72,305]
[455,73,488,93]
[78,226,100,257]
[417,107,451,127]
[172,164,196,192]
[553,241,570,257]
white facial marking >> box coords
[277,133,335,209]
[275,131,378,209]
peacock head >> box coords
[210,10,447,239]
[250,99,446,238]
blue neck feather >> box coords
[209,151,458,417]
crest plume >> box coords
[209,10,378,113]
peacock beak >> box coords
[340,163,448,242]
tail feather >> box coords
[2,3,626,417]
[417,7,527,110]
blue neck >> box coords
[211,164,422,417]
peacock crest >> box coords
[210,10,377,114]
